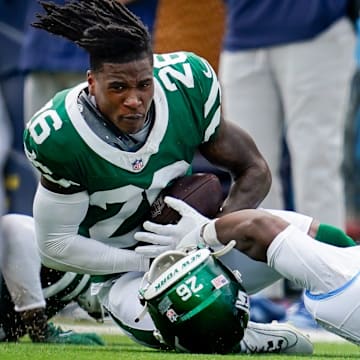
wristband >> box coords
[200,220,221,247]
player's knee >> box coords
[2,214,36,251]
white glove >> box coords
[134,196,210,257]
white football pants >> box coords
[1,214,46,311]
[268,224,360,344]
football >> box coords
[149,173,223,224]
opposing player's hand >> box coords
[134,197,210,256]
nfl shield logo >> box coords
[132,159,143,170]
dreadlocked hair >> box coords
[32,0,153,71]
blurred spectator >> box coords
[0,87,12,272]
[218,0,356,324]
[0,0,25,151]
[343,15,360,242]
[0,0,37,216]
[219,0,356,230]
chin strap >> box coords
[136,250,188,323]
[212,240,236,258]
[134,301,148,323]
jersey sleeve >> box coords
[153,51,221,145]
[23,90,85,189]
[186,52,222,143]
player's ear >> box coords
[87,70,95,96]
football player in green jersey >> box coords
[23,0,312,354]
[0,214,104,344]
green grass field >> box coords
[1,334,359,360]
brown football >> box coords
[149,173,223,224]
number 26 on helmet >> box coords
[139,248,250,354]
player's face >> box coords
[88,57,154,135]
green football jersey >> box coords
[23,52,221,248]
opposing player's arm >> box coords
[199,117,271,214]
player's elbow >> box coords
[38,248,66,271]
[257,158,272,195]
[36,233,74,271]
